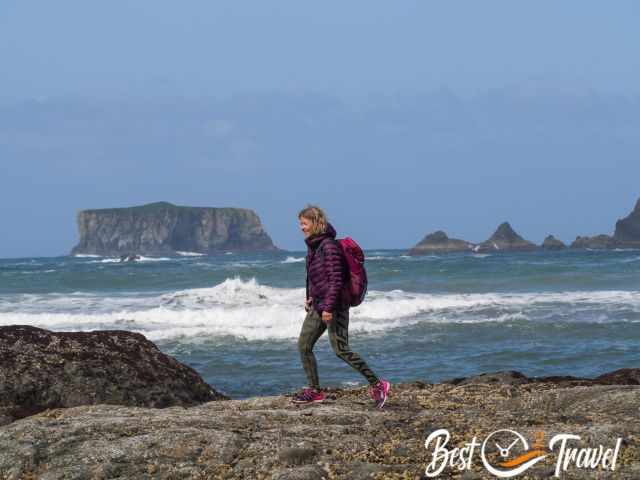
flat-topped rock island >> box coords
[71,201,278,256]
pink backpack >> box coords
[336,237,368,307]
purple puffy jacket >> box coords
[305,223,347,313]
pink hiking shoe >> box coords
[291,387,326,404]
[369,379,390,409]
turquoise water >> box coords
[1,249,640,398]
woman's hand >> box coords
[305,297,313,312]
[321,311,333,324]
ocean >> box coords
[1,249,639,398]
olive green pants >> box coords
[297,307,379,389]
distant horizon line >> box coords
[2,86,640,104]
[3,246,640,261]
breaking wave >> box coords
[281,256,305,264]
[1,278,639,341]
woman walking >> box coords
[292,205,390,408]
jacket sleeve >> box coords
[318,240,344,312]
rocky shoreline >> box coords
[1,327,638,479]
[1,369,638,478]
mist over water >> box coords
[1,249,639,397]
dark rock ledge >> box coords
[0,325,227,427]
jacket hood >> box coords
[305,223,337,249]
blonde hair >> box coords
[298,205,328,236]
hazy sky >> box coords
[1,1,639,256]
[2,1,640,98]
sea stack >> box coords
[71,202,278,256]
[408,230,474,255]
[541,235,566,250]
[476,222,537,252]
[569,234,617,249]
[613,197,640,248]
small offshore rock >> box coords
[570,234,617,249]
[476,222,537,252]
[542,234,566,250]
[408,230,474,255]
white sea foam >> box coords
[1,278,638,341]
[619,256,640,264]
[176,251,205,257]
[355,255,423,261]
[223,260,272,269]
[225,262,251,269]
[91,258,121,263]
[282,256,305,264]
[73,254,101,258]
[88,256,172,264]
